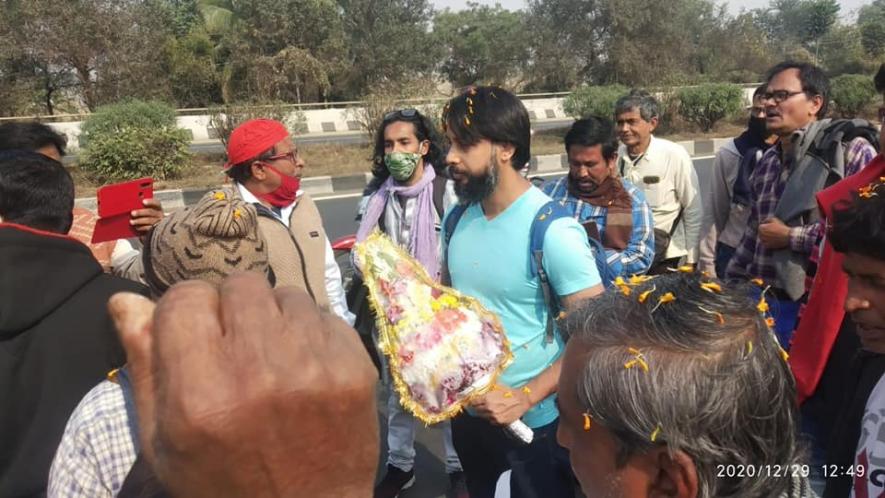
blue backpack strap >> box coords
[585,234,615,289]
[115,366,141,454]
[529,201,574,344]
[443,203,470,255]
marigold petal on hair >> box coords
[650,424,662,442]
[629,274,652,285]
[700,282,722,293]
[766,317,776,328]
[751,278,764,287]
[757,297,770,313]
[677,265,694,273]
[213,191,226,200]
[638,287,656,304]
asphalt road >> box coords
[327,155,715,498]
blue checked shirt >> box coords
[726,136,876,285]
[48,380,135,498]
[542,177,655,277]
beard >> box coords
[453,154,499,204]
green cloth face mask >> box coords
[385,152,421,181]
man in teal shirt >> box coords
[442,86,604,498]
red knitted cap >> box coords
[224,119,289,168]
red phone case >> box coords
[91,178,153,244]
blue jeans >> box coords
[452,414,576,498]
[386,388,461,473]
[377,335,462,474]
[714,242,736,279]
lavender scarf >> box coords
[356,165,440,279]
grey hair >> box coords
[614,89,660,122]
[563,273,804,498]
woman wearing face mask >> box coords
[353,109,466,498]
[698,85,780,278]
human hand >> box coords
[131,198,164,235]
[470,384,532,426]
[108,272,379,498]
[758,218,791,250]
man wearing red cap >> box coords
[222,119,353,323]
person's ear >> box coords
[251,161,268,181]
[496,143,516,167]
[809,94,824,118]
[418,140,430,157]
[648,448,698,498]
[648,116,659,133]
[607,154,619,176]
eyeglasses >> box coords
[760,90,806,104]
[384,108,419,120]
[265,151,297,163]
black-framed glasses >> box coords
[760,90,806,104]
[384,108,419,120]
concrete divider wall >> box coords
[48,84,759,153]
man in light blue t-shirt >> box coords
[441,86,604,498]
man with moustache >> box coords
[542,116,655,277]
[726,61,878,348]
[441,86,604,498]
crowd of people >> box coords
[0,58,883,498]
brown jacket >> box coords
[229,187,330,310]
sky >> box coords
[430,0,870,18]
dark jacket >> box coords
[0,223,148,497]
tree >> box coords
[752,0,839,62]
[1,0,173,111]
[829,74,877,118]
[433,4,530,88]
[859,0,885,58]
[335,0,438,100]
[163,29,223,107]
[220,0,345,103]
[819,25,877,76]
[523,0,610,91]
[604,0,720,86]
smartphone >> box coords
[91,178,153,244]
[581,220,601,241]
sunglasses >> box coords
[384,108,419,120]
